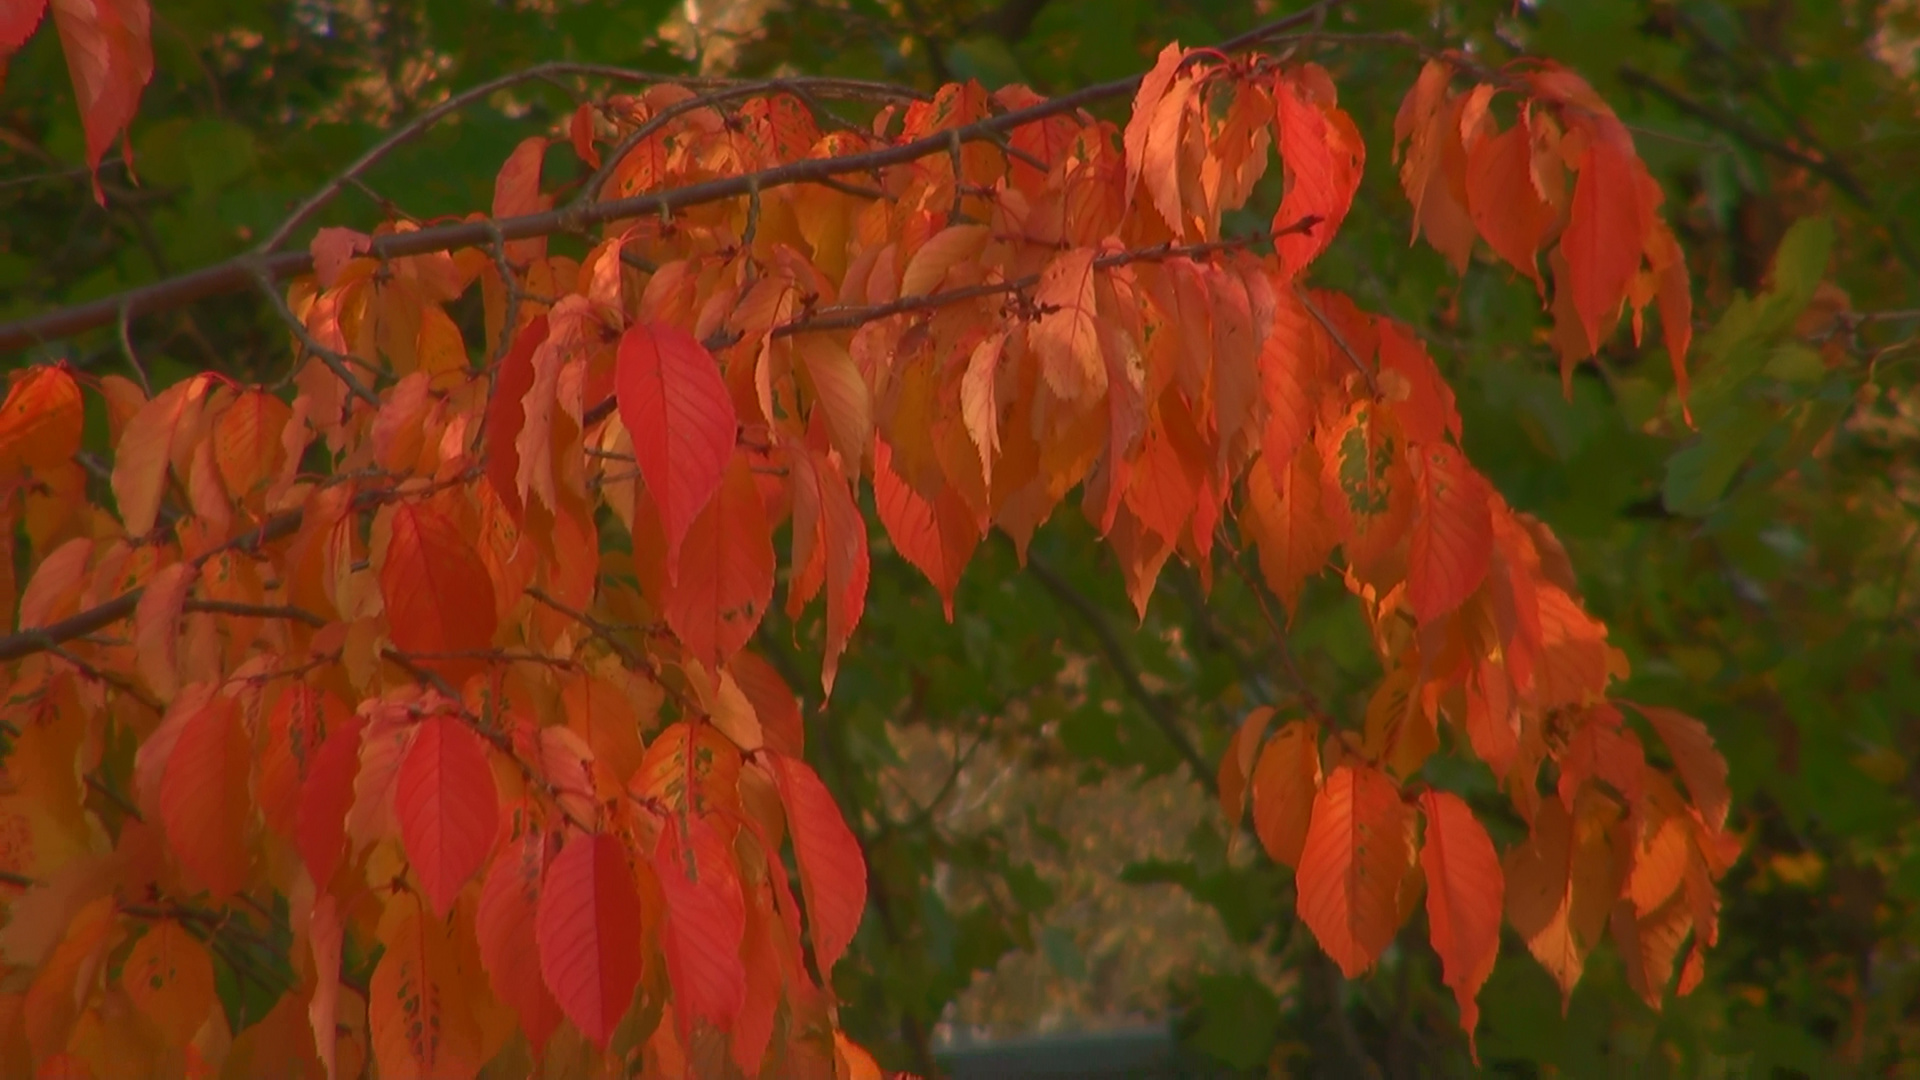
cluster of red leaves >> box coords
[0,39,1731,1078]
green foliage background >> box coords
[4,0,1919,1074]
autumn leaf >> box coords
[1629,703,1729,834]
[370,898,483,1078]
[1295,763,1410,977]
[1249,718,1321,869]
[770,754,866,976]
[1406,443,1492,625]
[1031,248,1107,404]
[1418,791,1503,1056]
[536,832,644,1048]
[1561,133,1653,355]
[379,500,499,675]
[158,694,252,896]
[1273,68,1362,278]
[477,808,564,1054]
[121,919,216,1048]
[395,713,500,916]
[47,0,154,203]
[662,452,775,670]
[617,321,737,578]
[295,712,367,890]
[655,814,748,1036]
[0,366,83,474]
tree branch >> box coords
[0,2,1342,354]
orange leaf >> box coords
[1561,134,1652,355]
[1406,443,1492,625]
[310,227,371,289]
[1273,69,1362,277]
[654,814,747,1037]
[1503,791,1620,1004]
[1217,706,1274,835]
[1418,791,1503,1056]
[308,894,342,1080]
[1241,442,1334,615]
[47,0,153,203]
[111,374,212,537]
[493,136,551,264]
[873,439,982,619]
[770,754,866,976]
[1123,42,1186,208]
[132,561,194,702]
[121,919,215,1048]
[536,832,644,1048]
[1249,719,1321,869]
[663,452,774,669]
[477,808,563,1054]
[0,366,83,474]
[616,321,737,578]
[379,501,499,675]
[1630,703,1729,834]
[158,695,251,896]
[211,389,291,502]
[1294,763,1409,977]
[1030,247,1107,404]
[370,898,482,1079]
[395,714,499,916]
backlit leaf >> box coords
[158,695,251,896]
[1418,791,1502,1055]
[1295,763,1409,977]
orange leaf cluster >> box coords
[0,41,1728,1075]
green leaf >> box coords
[1662,404,1775,516]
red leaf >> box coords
[380,501,499,671]
[663,452,775,670]
[1406,444,1493,625]
[536,832,644,1048]
[476,808,563,1054]
[1241,442,1335,615]
[1295,763,1410,978]
[1561,135,1652,354]
[395,714,499,916]
[1273,69,1362,277]
[616,321,737,578]
[788,444,869,697]
[770,754,866,976]
[1503,792,1620,1003]
[1465,121,1554,288]
[159,695,251,896]
[655,814,747,1034]
[1217,706,1274,835]
[1419,791,1503,1057]
[296,712,367,889]
[212,389,292,500]
[484,314,548,520]
[0,1,46,55]
[48,0,153,203]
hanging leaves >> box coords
[0,32,1736,1072]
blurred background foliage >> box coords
[5,0,1920,1075]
